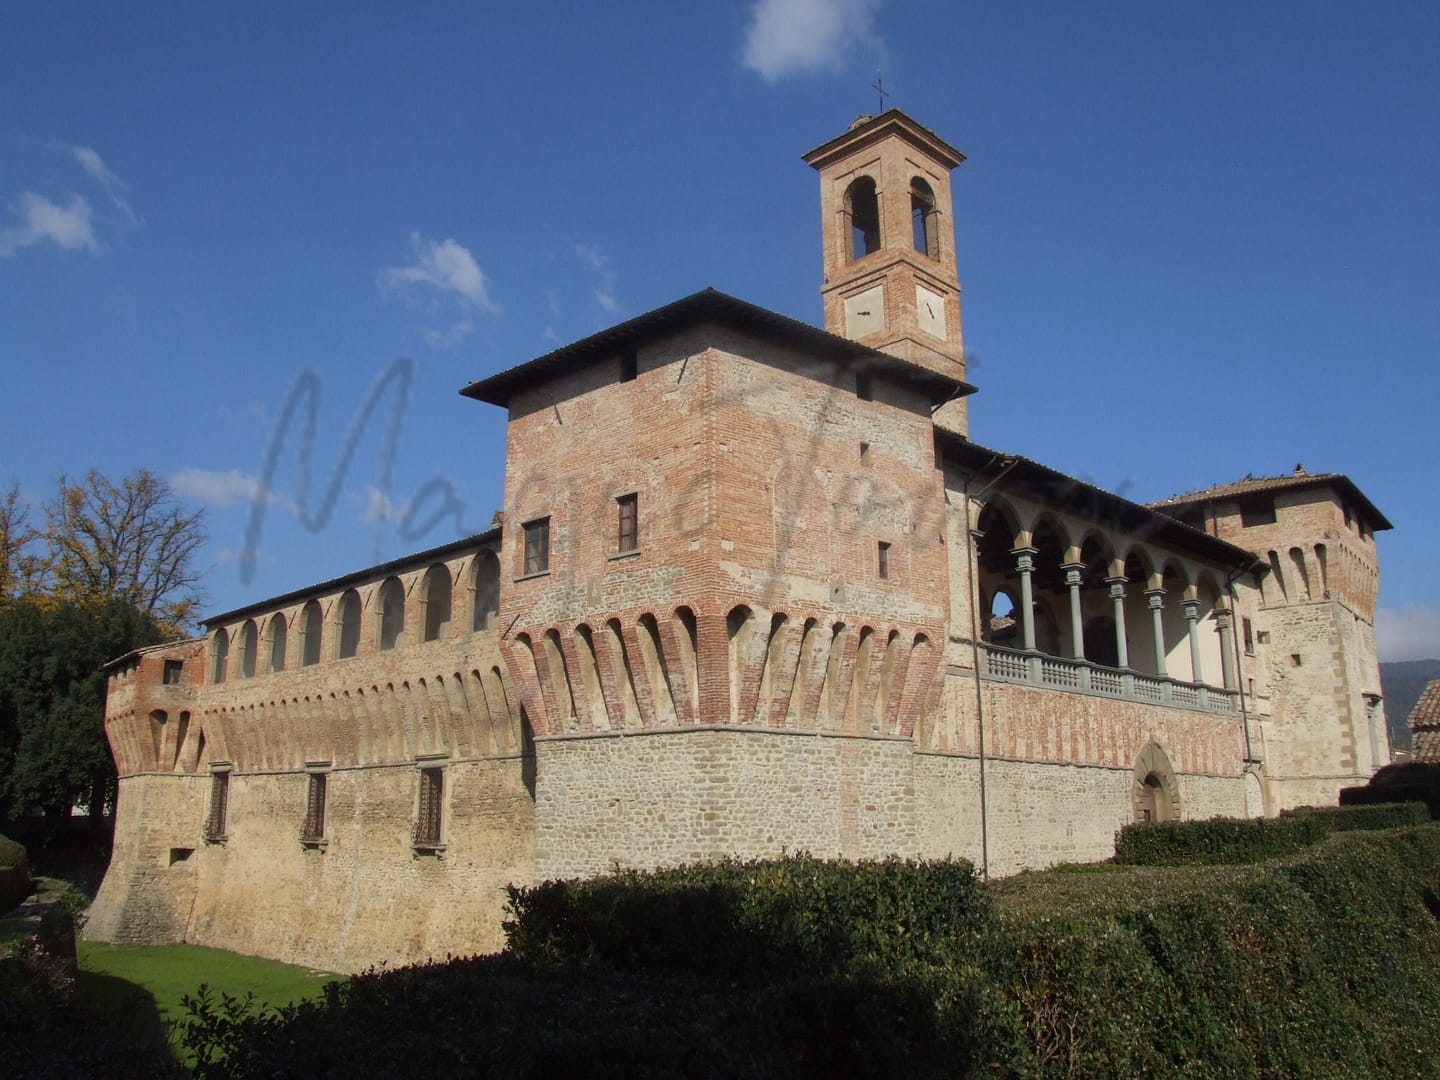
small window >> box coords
[1240,500,1277,528]
[878,541,891,580]
[301,772,327,844]
[205,771,230,842]
[1242,617,1255,655]
[162,659,184,685]
[856,373,873,401]
[301,600,323,666]
[1290,653,1303,667]
[620,350,637,382]
[269,614,287,673]
[524,517,551,576]
[413,766,444,849]
[1257,630,1271,645]
[860,441,871,464]
[617,493,638,554]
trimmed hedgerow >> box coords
[176,831,1440,1078]
[1113,801,1429,866]
[503,852,987,978]
[1342,762,1440,819]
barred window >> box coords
[205,772,229,842]
[878,540,891,580]
[301,773,327,843]
[523,518,550,576]
[413,767,444,849]
[617,493,638,553]
[162,659,184,685]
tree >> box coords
[43,468,207,636]
[0,483,46,600]
[0,597,164,827]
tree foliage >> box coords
[40,469,207,635]
[0,597,165,825]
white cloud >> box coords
[53,142,138,225]
[363,485,411,526]
[1377,605,1440,662]
[574,243,619,314]
[380,233,499,315]
[379,233,499,348]
[0,191,100,257]
[170,468,293,512]
[741,0,881,83]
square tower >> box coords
[804,110,970,433]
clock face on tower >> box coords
[844,284,886,338]
[915,284,947,339]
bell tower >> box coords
[803,110,970,433]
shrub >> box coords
[1113,801,1429,866]
[1341,762,1440,819]
[503,853,986,978]
[0,831,32,913]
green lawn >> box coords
[77,941,341,1066]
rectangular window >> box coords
[878,541,891,579]
[617,493,638,553]
[301,772,327,843]
[162,659,184,685]
[523,517,550,576]
[1242,617,1255,655]
[1240,500,1276,528]
[205,771,229,842]
[413,767,444,849]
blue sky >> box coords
[2,1,1437,660]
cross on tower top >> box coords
[871,71,891,112]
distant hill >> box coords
[1380,659,1440,751]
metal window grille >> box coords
[524,519,550,575]
[204,773,229,841]
[413,767,444,847]
[617,494,638,553]
[301,773,327,842]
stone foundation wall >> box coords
[90,755,534,973]
[534,727,919,878]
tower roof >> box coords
[1147,469,1392,532]
[801,108,966,171]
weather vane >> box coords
[872,71,891,112]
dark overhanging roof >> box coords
[800,108,966,171]
[458,287,976,408]
[936,431,1266,573]
[203,527,500,629]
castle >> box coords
[87,112,1392,972]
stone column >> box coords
[1146,588,1167,676]
[1013,547,1038,652]
[1182,599,1203,684]
[1214,607,1237,690]
[1063,562,1085,660]
[1107,576,1130,669]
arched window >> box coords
[212,628,229,684]
[422,564,452,642]
[338,590,361,659]
[238,620,258,679]
[378,577,405,651]
[845,176,880,260]
[269,613,287,673]
[300,600,323,666]
[472,550,500,632]
[911,177,937,255]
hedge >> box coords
[1113,801,1429,866]
[1341,761,1440,819]
[503,853,988,978]
[0,832,32,914]
[175,830,1440,1078]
